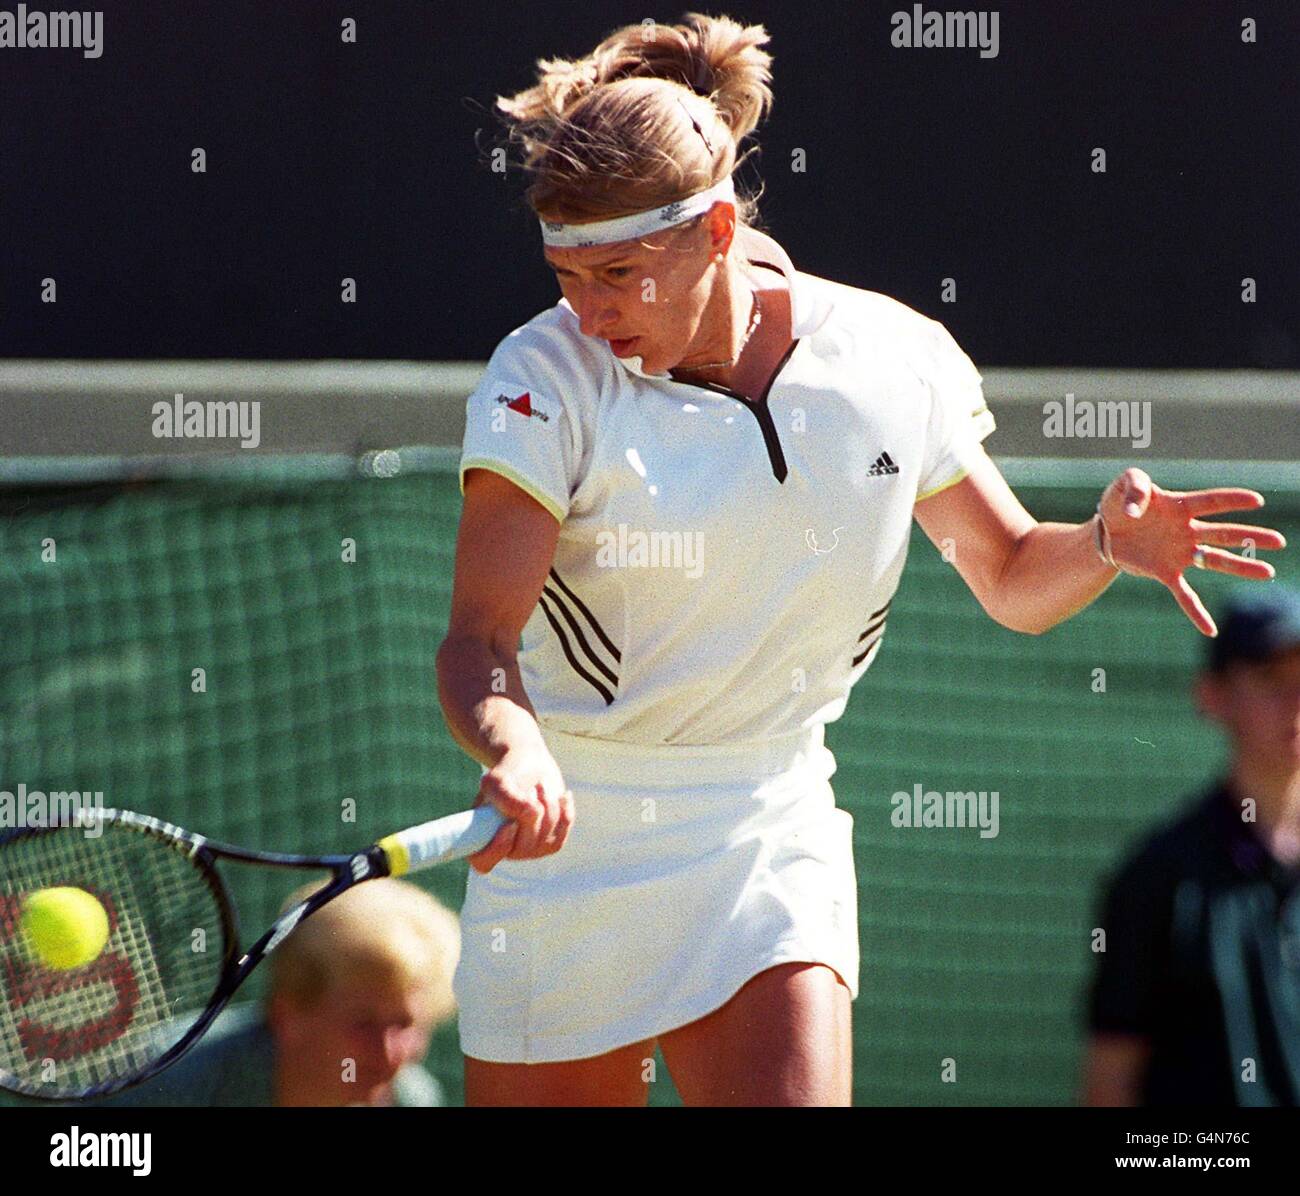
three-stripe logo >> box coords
[852,600,890,668]
[537,568,621,705]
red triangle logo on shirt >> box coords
[506,392,533,417]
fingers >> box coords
[554,788,575,848]
[1109,475,1277,636]
[521,782,556,852]
[1188,521,1286,551]
[468,818,519,875]
[1120,468,1152,519]
[469,773,575,873]
[1168,574,1218,638]
[478,774,543,852]
[1185,516,1281,579]
[1105,467,1152,519]
[1177,488,1266,518]
[1192,545,1276,581]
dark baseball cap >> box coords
[1208,585,1300,671]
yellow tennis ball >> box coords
[20,887,110,970]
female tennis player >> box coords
[438,14,1285,1106]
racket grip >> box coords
[378,805,507,875]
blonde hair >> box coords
[492,12,774,235]
[267,879,460,1027]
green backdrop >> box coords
[1,463,1296,1106]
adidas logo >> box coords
[867,450,899,477]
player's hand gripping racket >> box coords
[0,804,506,1101]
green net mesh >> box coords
[2,464,1297,1106]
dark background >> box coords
[0,0,1295,366]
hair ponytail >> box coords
[491,13,774,228]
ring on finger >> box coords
[1192,546,1208,569]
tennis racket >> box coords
[0,803,506,1101]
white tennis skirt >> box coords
[452,723,859,1064]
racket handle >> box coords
[378,805,507,875]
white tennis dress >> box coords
[452,226,995,1063]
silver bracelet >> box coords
[1092,503,1122,572]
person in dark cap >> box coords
[1083,584,1300,1106]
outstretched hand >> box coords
[1100,468,1287,637]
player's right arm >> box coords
[436,467,573,872]
[1081,1033,1151,1106]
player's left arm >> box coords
[914,445,1285,637]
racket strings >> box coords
[0,821,228,1098]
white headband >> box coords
[539,175,736,248]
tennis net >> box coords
[2,452,1297,1105]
